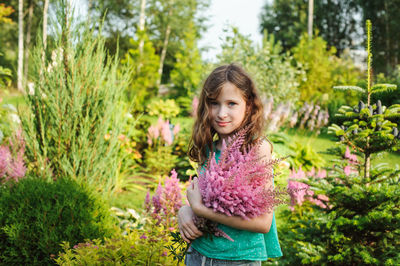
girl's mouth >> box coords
[216,121,230,127]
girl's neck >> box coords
[215,134,229,150]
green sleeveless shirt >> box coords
[191,148,282,260]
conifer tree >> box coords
[19,1,129,193]
[329,20,399,179]
[276,20,400,266]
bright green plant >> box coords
[170,22,203,95]
[145,145,178,177]
[329,20,399,179]
[218,27,303,104]
[0,176,116,265]
[292,33,361,105]
[0,102,20,143]
[110,207,147,234]
[19,4,129,193]
[0,4,13,24]
[56,222,180,265]
[146,98,181,118]
[287,141,325,171]
[171,125,193,182]
[121,31,160,112]
[0,64,12,89]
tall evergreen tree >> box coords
[358,0,400,74]
[260,0,360,54]
[0,0,50,85]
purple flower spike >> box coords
[152,183,163,214]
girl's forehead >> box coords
[217,83,246,99]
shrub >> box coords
[19,5,128,193]
[56,170,185,265]
[287,141,325,171]
[55,222,178,265]
[0,176,116,265]
[146,98,181,118]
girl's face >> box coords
[210,82,247,139]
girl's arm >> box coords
[178,205,203,243]
[187,140,274,234]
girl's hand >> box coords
[186,177,204,214]
[178,205,203,243]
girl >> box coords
[178,63,282,265]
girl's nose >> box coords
[217,106,228,119]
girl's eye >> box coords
[210,101,218,106]
[228,102,237,107]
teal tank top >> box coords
[191,148,283,260]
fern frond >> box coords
[333,86,366,93]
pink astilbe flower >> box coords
[152,183,163,214]
[287,167,309,211]
[0,129,27,183]
[172,123,180,136]
[317,169,327,178]
[144,190,151,212]
[146,117,179,146]
[6,160,26,182]
[149,170,183,225]
[147,125,159,145]
[0,146,11,177]
[196,128,286,241]
[343,146,359,175]
[161,120,173,145]
[344,146,358,163]
[287,166,329,211]
[161,169,182,215]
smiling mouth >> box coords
[216,121,230,126]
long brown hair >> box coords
[188,63,265,164]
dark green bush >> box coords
[276,169,400,265]
[0,176,116,265]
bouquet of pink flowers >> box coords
[194,128,286,241]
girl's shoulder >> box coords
[257,137,273,160]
